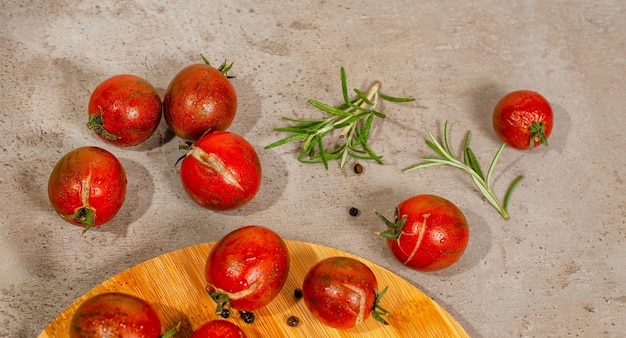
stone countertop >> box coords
[1,1,624,337]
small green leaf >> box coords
[354,88,374,106]
[465,147,484,179]
[264,133,308,149]
[379,91,415,102]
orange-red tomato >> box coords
[69,292,161,337]
[48,146,127,234]
[302,256,388,329]
[493,90,553,150]
[377,194,469,271]
[180,131,262,210]
[192,320,247,338]
[205,226,289,315]
[163,61,237,141]
[87,74,162,147]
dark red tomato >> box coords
[69,292,161,337]
[180,131,262,211]
[48,146,127,234]
[205,226,289,315]
[163,59,237,141]
[493,90,553,150]
[302,256,389,329]
[87,74,162,147]
[192,320,247,338]
[377,194,469,272]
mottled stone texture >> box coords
[1,1,624,337]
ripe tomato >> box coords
[492,90,553,150]
[48,146,127,234]
[87,74,162,147]
[192,320,247,338]
[179,131,262,210]
[205,226,289,315]
[70,292,162,337]
[376,194,469,272]
[163,58,237,141]
[302,256,389,329]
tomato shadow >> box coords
[153,302,196,337]
[467,81,509,144]
[15,150,60,217]
[226,77,263,140]
[95,157,155,237]
[216,147,288,217]
[541,102,570,156]
[120,116,178,152]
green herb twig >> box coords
[200,54,234,78]
[403,121,524,220]
[264,67,414,169]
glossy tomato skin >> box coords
[493,90,553,150]
[87,74,162,147]
[180,131,262,210]
[192,320,247,338]
[205,225,289,312]
[69,292,161,338]
[163,63,237,141]
[48,146,127,232]
[382,195,469,272]
[302,256,379,329]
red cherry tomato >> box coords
[87,74,162,147]
[48,146,127,234]
[302,256,389,329]
[493,90,553,150]
[180,131,262,210]
[377,194,469,272]
[163,59,237,141]
[69,292,162,337]
[205,226,290,315]
[192,320,247,338]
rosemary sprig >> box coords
[403,121,524,220]
[264,67,414,169]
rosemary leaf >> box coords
[378,92,416,102]
[465,147,485,180]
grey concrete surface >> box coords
[1,1,625,337]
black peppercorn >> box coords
[354,163,363,174]
[349,207,360,217]
[239,310,255,324]
[220,308,230,319]
[294,288,303,299]
[287,315,300,327]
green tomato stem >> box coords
[63,206,96,235]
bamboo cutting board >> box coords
[39,240,470,337]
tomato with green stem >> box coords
[302,256,390,329]
[163,56,236,141]
[493,90,553,150]
[48,146,127,234]
[86,74,162,147]
[205,226,290,317]
[376,194,469,272]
